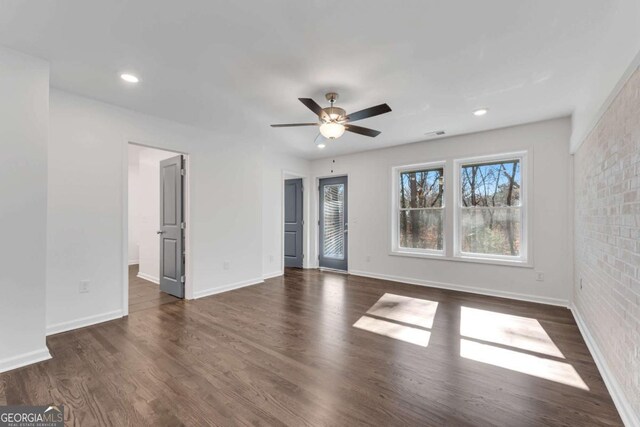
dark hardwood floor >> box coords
[128,264,180,314]
[0,269,622,426]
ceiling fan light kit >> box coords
[271,92,391,144]
[319,122,346,139]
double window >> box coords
[392,152,527,264]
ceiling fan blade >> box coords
[271,123,319,127]
[299,98,330,121]
[345,124,381,137]
[346,103,392,122]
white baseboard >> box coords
[0,347,52,373]
[571,305,639,427]
[193,277,264,299]
[137,272,159,284]
[263,270,283,280]
[128,260,139,265]
[46,309,124,336]
[349,270,569,307]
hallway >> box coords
[128,264,179,314]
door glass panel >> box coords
[323,183,345,259]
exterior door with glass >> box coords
[319,176,348,271]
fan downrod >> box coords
[325,92,339,104]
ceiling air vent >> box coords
[424,130,445,137]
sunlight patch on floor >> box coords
[460,306,564,358]
[353,316,431,347]
[353,293,438,347]
[460,339,589,390]
[366,293,439,329]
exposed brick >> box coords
[575,67,640,417]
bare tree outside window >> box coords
[399,167,444,250]
[459,159,521,256]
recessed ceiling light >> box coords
[473,108,489,116]
[317,143,326,149]
[120,73,139,83]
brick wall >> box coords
[574,67,640,419]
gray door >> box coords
[319,176,348,271]
[158,155,185,298]
[284,178,304,268]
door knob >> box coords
[156,230,165,235]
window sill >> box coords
[390,249,445,260]
[389,250,532,268]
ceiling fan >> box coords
[271,92,391,139]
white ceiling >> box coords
[0,0,638,159]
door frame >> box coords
[122,141,193,316]
[313,173,350,272]
[280,170,309,275]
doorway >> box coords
[318,176,348,271]
[126,143,187,314]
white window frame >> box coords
[453,151,529,265]
[390,161,446,258]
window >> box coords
[392,163,445,255]
[455,153,527,263]
[391,152,528,265]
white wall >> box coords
[262,149,311,278]
[0,47,50,371]
[127,146,140,265]
[136,146,178,283]
[47,89,264,333]
[309,118,573,305]
[570,1,640,152]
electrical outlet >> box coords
[269,255,274,263]
[223,261,230,270]
[79,280,90,293]
[535,272,545,282]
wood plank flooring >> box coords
[128,265,179,314]
[0,269,622,426]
